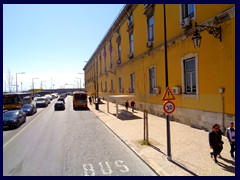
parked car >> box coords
[54,101,65,111]
[44,95,52,104]
[21,104,37,116]
[57,97,65,104]
[35,97,48,108]
[3,110,26,128]
[60,93,67,98]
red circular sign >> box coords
[163,101,175,114]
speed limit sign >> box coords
[163,101,175,114]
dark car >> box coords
[54,101,65,111]
[3,110,26,128]
[35,97,48,108]
[57,97,65,104]
[21,104,37,116]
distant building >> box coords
[83,4,235,131]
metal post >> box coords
[163,4,172,160]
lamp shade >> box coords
[192,29,202,48]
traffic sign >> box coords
[162,87,175,101]
[163,100,175,114]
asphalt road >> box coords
[3,96,157,176]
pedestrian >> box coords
[226,121,235,160]
[125,100,129,111]
[88,96,92,105]
[209,124,223,163]
[210,124,224,158]
[130,99,135,112]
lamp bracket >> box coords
[195,23,221,42]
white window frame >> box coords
[118,76,122,92]
[147,15,154,41]
[148,66,156,94]
[181,53,199,99]
[179,4,196,21]
[129,33,134,53]
[117,43,121,61]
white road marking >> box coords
[99,162,113,175]
[115,160,130,173]
[83,164,95,176]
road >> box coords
[3,96,157,176]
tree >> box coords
[5,70,14,92]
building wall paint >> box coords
[84,4,235,130]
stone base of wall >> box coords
[106,98,235,132]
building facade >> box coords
[83,4,235,131]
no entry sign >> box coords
[163,101,175,114]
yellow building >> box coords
[83,4,235,131]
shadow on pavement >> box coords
[217,161,235,173]
[149,144,166,155]
[112,113,142,121]
[149,144,198,176]
[170,160,199,176]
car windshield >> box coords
[36,98,45,101]
[22,104,32,109]
[3,111,18,119]
[56,101,64,104]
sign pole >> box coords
[163,4,172,161]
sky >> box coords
[3,4,125,92]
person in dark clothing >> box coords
[88,96,92,105]
[210,124,224,158]
[226,122,235,160]
[130,100,135,112]
[125,100,129,111]
[209,124,223,163]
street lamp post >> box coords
[16,72,25,92]
[41,81,46,89]
[75,77,81,90]
[32,77,39,98]
[78,72,84,89]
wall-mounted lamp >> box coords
[192,22,221,48]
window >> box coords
[130,73,135,93]
[103,46,107,72]
[147,16,154,41]
[129,33,134,53]
[109,40,113,69]
[118,77,122,92]
[149,67,156,94]
[99,54,102,75]
[117,43,121,62]
[111,79,114,91]
[181,4,195,19]
[184,58,196,94]
[105,81,107,92]
[128,14,133,25]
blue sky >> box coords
[3,4,125,91]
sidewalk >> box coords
[88,100,235,176]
